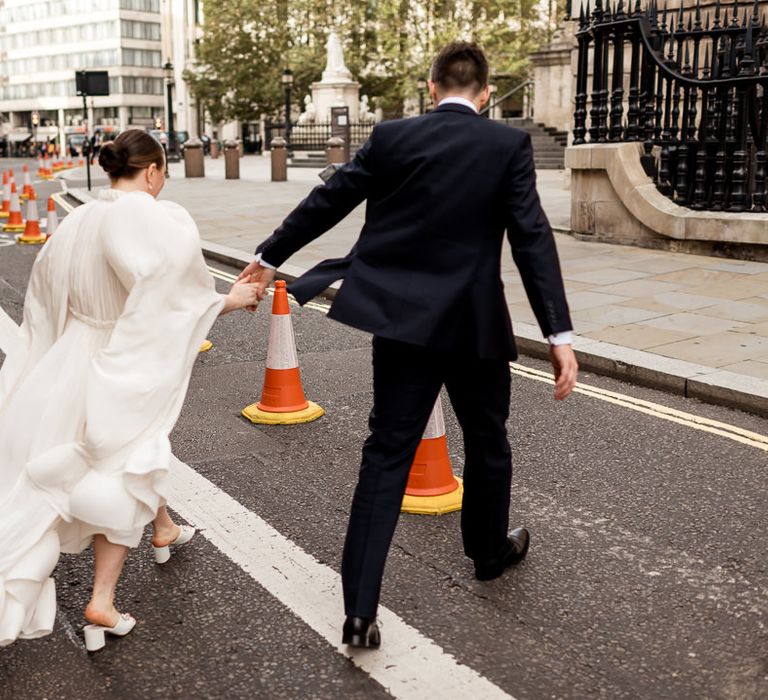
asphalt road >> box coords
[0,241,767,699]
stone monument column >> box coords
[310,30,361,123]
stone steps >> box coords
[492,118,567,169]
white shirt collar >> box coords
[437,97,478,113]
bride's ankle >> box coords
[151,523,180,548]
[84,601,119,627]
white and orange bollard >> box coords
[242,280,324,425]
[21,164,33,201]
[46,197,59,238]
[0,172,10,219]
[401,396,464,515]
[3,183,26,233]
[18,189,45,244]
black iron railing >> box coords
[265,122,375,151]
[574,0,768,212]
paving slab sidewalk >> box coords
[65,155,768,415]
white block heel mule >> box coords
[83,613,136,652]
[153,524,195,564]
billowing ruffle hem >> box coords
[0,436,170,646]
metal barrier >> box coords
[574,0,768,211]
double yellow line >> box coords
[511,363,768,453]
[209,263,768,454]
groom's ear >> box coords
[428,80,439,105]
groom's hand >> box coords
[238,260,276,309]
[550,344,578,400]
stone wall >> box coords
[567,143,768,262]
[529,22,575,135]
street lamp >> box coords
[417,76,427,115]
[163,59,179,162]
[282,68,293,147]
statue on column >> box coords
[322,30,352,82]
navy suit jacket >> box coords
[255,103,572,359]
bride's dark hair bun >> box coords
[97,128,165,180]
[98,142,129,178]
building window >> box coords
[121,76,164,95]
[120,19,161,41]
[0,22,120,50]
[122,49,162,67]
[120,0,160,10]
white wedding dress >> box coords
[0,189,223,646]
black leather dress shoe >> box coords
[474,527,530,581]
[342,616,381,649]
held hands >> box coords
[237,260,276,310]
[549,344,578,400]
[222,278,262,314]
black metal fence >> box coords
[574,0,768,211]
[264,122,375,151]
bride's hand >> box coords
[221,279,261,314]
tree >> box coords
[186,0,558,122]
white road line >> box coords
[168,458,514,700]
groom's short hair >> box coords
[431,42,489,94]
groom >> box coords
[240,41,578,648]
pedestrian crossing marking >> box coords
[168,458,514,700]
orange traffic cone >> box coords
[0,172,9,219]
[8,169,15,189]
[21,165,33,200]
[36,156,45,178]
[42,155,53,179]
[401,397,464,515]
[66,159,74,169]
[46,197,58,238]
[3,183,25,233]
[18,189,45,244]
[78,158,84,167]
[241,280,324,425]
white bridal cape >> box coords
[0,189,223,645]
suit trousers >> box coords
[341,336,513,618]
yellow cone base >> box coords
[17,234,46,245]
[0,213,8,219]
[199,339,214,353]
[401,477,463,515]
[241,400,325,425]
[3,224,25,233]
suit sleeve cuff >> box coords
[254,253,277,270]
[547,331,573,346]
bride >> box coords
[0,129,260,651]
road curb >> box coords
[65,188,768,418]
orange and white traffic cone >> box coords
[21,165,33,201]
[66,158,74,169]
[18,189,45,244]
[401,396,463,515]
[42,155,53,179]
[36,156,45,178]
[46,197,58,238]
[0,172,9,219]
[3,183,26,233]
[8,169,15,189]
[78,158,84,167]
[242,280,325,425]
